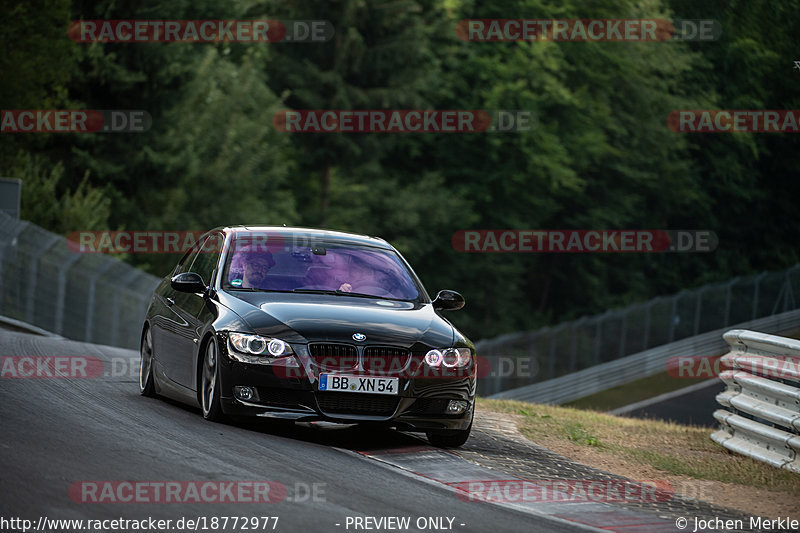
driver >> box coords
[241,252,276,289]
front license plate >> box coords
[319,374,399,395]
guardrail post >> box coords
[642,298,658,350]
[548,325,568,379]
[668,293,679,342]
[789,265,800,311]
[771,279,787,316]
[0,220,27,314]
[780,268,796,313]
[491,340,503,396]
[25,234,60,324]
[569,319,584,373]
[593,318,602,365]
[524,339,537,383]
[752,271,767,320]
[693,289,704,336]
[54,252,82,335]
[85,261,115,342]
[723,278,738,327]
[110,269,143,347]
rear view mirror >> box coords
[171,272,206,293]
[432,290,465,311]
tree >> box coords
[249,0,446,225]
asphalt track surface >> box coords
[0,330,582,533]
[2,329,762,533]
[619,380,725,427]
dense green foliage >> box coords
[2,0,799,338]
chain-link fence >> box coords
[3,209,800,386]
[0,211,160,349]
[477,264,800,396]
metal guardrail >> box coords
[487,309,800,405]
[711,329,800,472]
[0,211,159,349]
[476,263,800,397]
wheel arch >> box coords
[140,320,152,349]
[196,329,219,404]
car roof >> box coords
[213,225,393,249]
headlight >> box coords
[425,347,472,368]
[424,349,443,367]
[267,338,289,356]
[229,332,293,357]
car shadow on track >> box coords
[152,394,431,452]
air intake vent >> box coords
[362,346,411,373]
[316,392,399,416]
[309,343,358,370]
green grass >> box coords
[565,422,599,446]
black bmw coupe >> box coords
[140,226,476,447]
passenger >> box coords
[337,257,379,293]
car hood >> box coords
[217,291,455,348]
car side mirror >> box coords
[432,290,465,311]
[171,272,206,293]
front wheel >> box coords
[201,338,224,422]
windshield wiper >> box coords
[228,287,288,292]
[292,288,377,299]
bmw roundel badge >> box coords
[352,333,366,342]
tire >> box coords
[139,327,156,397]
[426,413,473,448]
[201,338,224,422]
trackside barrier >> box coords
[477,263,800,397]
[0,211,159,349]
[711,329,800,472]
[487,309,800,405]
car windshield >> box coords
[222,236,421,301]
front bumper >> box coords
[220,393,474,431]
[216,336,475,432]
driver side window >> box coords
[189,233,223,286]
[175,237,206,276]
